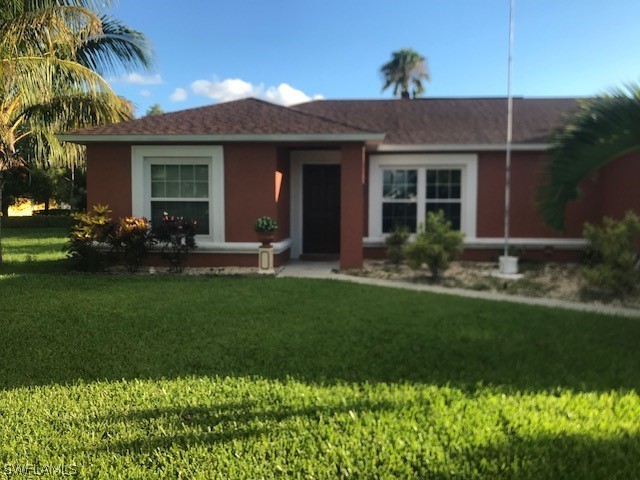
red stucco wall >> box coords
[476,151,601,238]
[224,144,278,242]
[340,144,365,269]
[276,147,291,241]
[599,149,640,220]
[86,144,132,219]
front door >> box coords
[303,164,340,254]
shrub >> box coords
[385,226,410,264]
[154,214,197,272]
[403,210,464,279]
[582,211,640,298]
[66,205,115,272]
[111,217,154,272]
[254,216,278,233]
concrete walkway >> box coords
[278,261,640,319]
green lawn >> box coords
[0,229,639,478]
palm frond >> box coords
[537,83,640,231]
[75,15,154,76]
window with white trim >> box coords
[382,169,418,233]
[368,154,477,239]
[425,169,461,230]
[150,162,210,234]
[131,146,225,243]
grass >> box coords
[0,229,639,478]
[0,227,68,273]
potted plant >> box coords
[254,216,278,247]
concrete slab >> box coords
[278,260,339,278]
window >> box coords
[425,169,461,230]
[368,154,477,239]
[150,163,210,234]
[382,169,417,233]
[131,146,225,243]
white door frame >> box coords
[290,150,341,258]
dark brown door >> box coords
[303,164,340,254]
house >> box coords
[58,97,640,269]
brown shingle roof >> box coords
[293,97,580,144]
[61,96,580,145]
[63,97,377,136]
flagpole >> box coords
[503,0,515,259]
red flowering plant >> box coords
[111,216,154,272]
[153,213,197,272]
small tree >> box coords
[582,211,640,298]
[145,103,165,116]
[403,211,464,279]
[385,225,410,264]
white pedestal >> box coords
[258,246,275,274]
[499,255,519,275]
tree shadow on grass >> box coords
[85,400,640,479]
[0,274,638,392]
[89,399,397,456]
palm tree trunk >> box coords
[0,170,4,264]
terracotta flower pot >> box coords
[257,232,275,247]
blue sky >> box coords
[106,0,640,116]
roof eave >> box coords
[375,143,551,152]
[57,133,386,144]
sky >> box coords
[105,0,640,116]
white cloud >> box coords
[189,77,322,106]
[169,87,188,102]
[190,78,256,102]
[110,73,163,85]
[264,83,324,106]
[140,89,152,97]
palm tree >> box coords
[537,83,640,231]
[380,48,431,99]
[0,0,153,262]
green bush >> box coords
[582,211,640,298]
[385,226,410,264]
[403,210,464,279]
[3,214,74,229]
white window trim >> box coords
[368,153,478,240]
[131,146,225,243]
[290,150,341,259]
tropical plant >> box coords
[404,210,464,279]
[66,204,115,271]
[254,216,278,233]
[0,0,153,262]
[154,214,198,273]
[537,83,640,231]
[385,225,410,264]
[582,211,640,298]
[380,48,431,99]
[111,216,154,272]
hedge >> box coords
[2,215,74,229]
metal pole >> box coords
[504,0,515,258]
